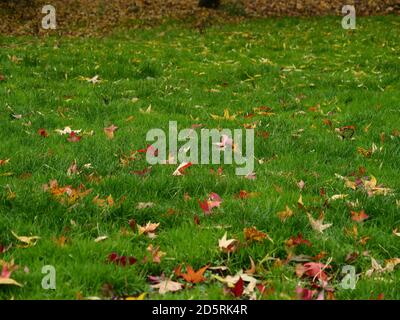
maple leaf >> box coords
[244,227,273,243]
[277,205,294,222]
[245,257,256,275]
[124,293,147,300]
[38,128,49,138]
[218,232,238,253]
[198,192,222,215]
[351,210,369,223]
[235,190,260,199]
[67,131,82,142]
[136,202,155,210]
[55,127,82,135]
[67,160,79,176]
[11,231,40,248]
[296,261,331,282]
[307,213,332,233]
[151,279,183,294]
[213,134,235,151]
[131,166,152,177]
[179,264,209,284]
[296,286,316,300]
[297,180,305,190]
[139,105,152,114]
[79,75,101,84]
[286,233,312,247]
[244,171,256,180]
[146,244,166,264]
[366,257,400,277]
[173,162,192,176]
[210,109,237,121]
[0,159,10,166]
[231,277,244,297]
[93,195,115,208]
[104,124,118,139]
[0,265,22,287]
[138,222,160,239]
[107,252,137,267]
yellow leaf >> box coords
[11,231,40,248]
[125,293,146,300]
[0,277,23,287]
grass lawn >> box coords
[0,16,399,300]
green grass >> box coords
[0,16,399,300]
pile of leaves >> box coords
[0,0,399,36]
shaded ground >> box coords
[0,0,399,36]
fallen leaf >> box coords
[198,192,222,215]
[351,210,369,223]
[104,124,118,139]
[210,109,237,121]
[151,279,183,294]
[138,222,160,239]
[67,160,79,176]
[55,127,82,135]
[231,277,244,297]
[245,257,256,275]
[146,244,166,264]
[277,205,294,222]
[296,286,316,300]
[218,232,238,253]
[0,159,10,166]
[286,233,312,247]
[94,236,108,243]
[173,162,192,176]
[11,231,40,248]
[38,128,49,138]
[179,264,209,284]
[244,227,273,243]
[125,293,147,300]
[307,213,332,234]
[330,194,349,201]
[67,132,82,143]
[136,202,155,210]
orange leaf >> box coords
[180,264,209,284]
[351,210,369,223]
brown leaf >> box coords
[307,212,332,234]
[104,124,118,139]
[151,279,183,294]
[244,227,273,243]
[277,205,294,222]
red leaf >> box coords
[231,277,244,297]
[67,132,81,142]
[351,210,369,223]
[286,233,312,247]
[131,167,152,177]
[296,286,316,300]
[38,128,48,138]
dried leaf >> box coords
[151,279,183,294]
[218,232,238,253]
[307,213,332,234]
[11,231,40,248]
